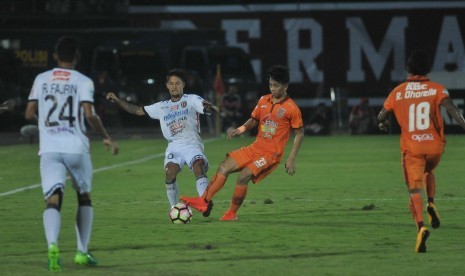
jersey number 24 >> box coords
[45,95,76,127]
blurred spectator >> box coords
[349,97,377,134]
[305,102,331,135]
[220,83,242,131]
[185,71,204,96]
[93,70,121,127]
[0,99,15,114]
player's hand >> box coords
[202,100,212,109]
[378,119,389,132]
[284,158,296,176]
[226,126,246,139]
[106,92,118,103]
[202,100,219,113]
[227,127,239,139]
[103,138,119,155]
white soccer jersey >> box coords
[143,94,206,147]
[28,68,94,155]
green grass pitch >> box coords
[1,134,465,275]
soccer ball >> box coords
[169,203,192,224]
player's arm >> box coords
[377,107,390,132]
[24,101,38,124]
[227,117,259,139]
[284,127,304,176]
[106,92,145,116]
[441,97,465,130]
[82,102,119,155]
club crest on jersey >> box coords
[276,107,286,118]
[181,101,187,108]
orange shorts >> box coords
[228,145,280,184]
[402,151,441,190]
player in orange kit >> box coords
[181,65,304,221]
[378,50,465,253]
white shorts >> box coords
[40,152,93,199]
[164,143,209,172]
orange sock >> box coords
[424,173,436,201]
[202,173,227,202]
[409,192,424,229]
[229,184,248,213]
[409,200,418,226]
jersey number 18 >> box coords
[408,102,430,132]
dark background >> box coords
[1,1,464,135]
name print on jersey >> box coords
[42,83,78,95]
[396,82,438,101]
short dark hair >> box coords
[166,68,186,83]
[267,65,290,84]
[407,50,431,75]
[55,36,79,63]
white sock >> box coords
[166,182,178,207]
[43,208,61,247]
[196,176,209,196]
[75,206,93,253]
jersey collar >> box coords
[267,94,290,105]
[407,75,429,82]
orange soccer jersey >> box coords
[228,94,303,183]
[250,94,303,156]
[384,76,449,155]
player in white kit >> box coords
[25,36,119,272]
[106,69,215,215]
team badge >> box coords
[276,107,286,118]
[181,101,187,108]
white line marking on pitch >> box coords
[0,138,218,197]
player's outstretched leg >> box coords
[415,226,430,253]
[74,251,98,266]
[426,202,440,229]
[48,243,62,272]
[181,196,209,213]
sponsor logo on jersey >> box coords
[412,133,434,142]
[163,109,189,121]
[53,70,71,76]
[46,126,75,135]
[52,70,71,81]
[261,118,278,137]
[405,82,427,90]
[169,121,185,136]
[170,104,179,111]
